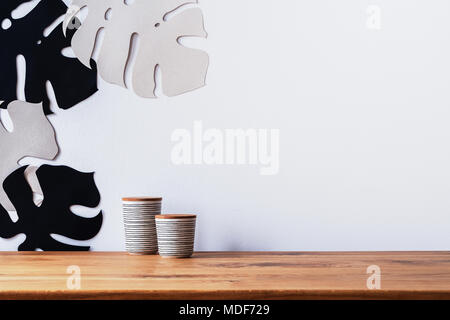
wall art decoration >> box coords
[0,0,98,115]
[24,166,43,206]
[0,100,58,212]
[0,165,103,251]
[64,0,209,98]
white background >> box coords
[2,0,450,251]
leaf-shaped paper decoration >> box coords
[24,166,43,197]
[64,0,209,98]
[0,101,58,211]
[0,165,103,251]
[0,0,98,115]
[24,166,44,206]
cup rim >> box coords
[155,214,197,219]
[122,197,162,202]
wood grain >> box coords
[0,252,449,300]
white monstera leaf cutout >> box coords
[0,101,58,211]
[24,166,44,207]
[63,0,209,98]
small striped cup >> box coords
[155,214,197,258]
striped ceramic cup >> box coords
[155,214,197,258]
[122,197,162,254]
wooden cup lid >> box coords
[122,197,162,202]
[155,214,197,219]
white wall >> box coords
[3,0,450,251]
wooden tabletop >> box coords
[0,251,449,299]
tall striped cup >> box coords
[122,197,162,254]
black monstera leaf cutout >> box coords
[0,0,97,114]
[0,165,103,251]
